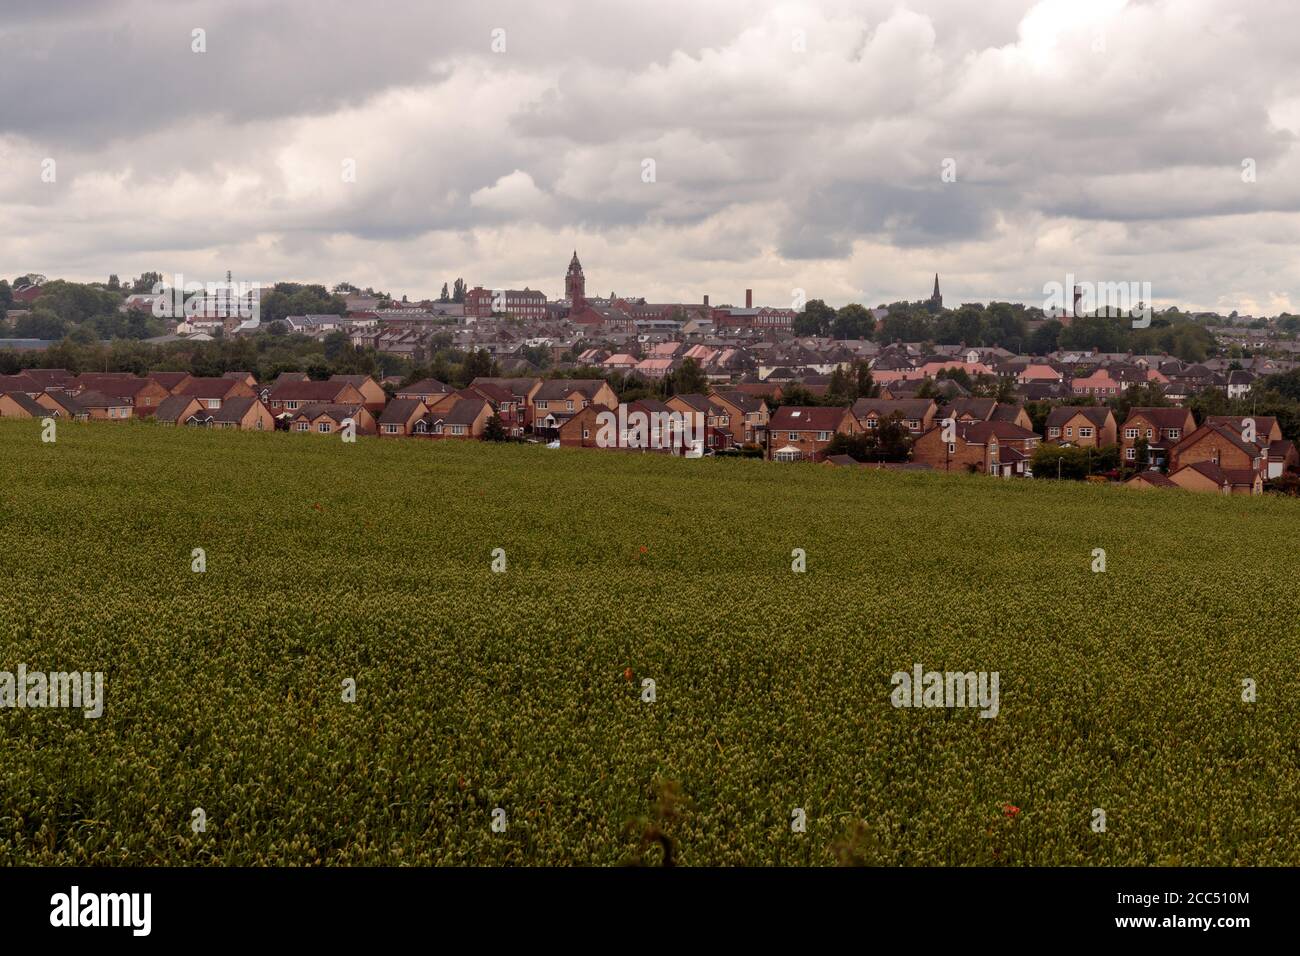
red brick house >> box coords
[1044,406,1117,447]
[912,420,1041,476]
[1120,408,1197,469]
[766,406,859,461]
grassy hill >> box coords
[1,418,1298,865]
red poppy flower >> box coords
[1002,804,1020,818]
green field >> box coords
[1,418,1298,866]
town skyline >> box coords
[2,0,1297,315]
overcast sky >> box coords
[2,0,1297,314]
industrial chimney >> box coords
[745,289,753,308]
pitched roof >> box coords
[1,391,46,415]
[399,377,453,395]
[851,398,934,420]
[534,379,607,401]
[181,377,247,399]
[148,371,192,390]
[768,405,850,431]
[268,380,355,402]
[378,397,427,424]
[74,389,130,409]
[292,403,364,423]
[1125,407,1192,428]
[154,394,200,422]
[209,397,264,424]
[1046,406,1112,428]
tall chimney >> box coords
[745,289,753,308]
[703,294,710,307]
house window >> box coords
[1125,428,1138,439]
[1126,448,1135,460]
[317,423,331,433]
[788,432,798,441]
[1049,427,1060,437]
[1145,429,1152,438]
[382,424,399,434]
[1168,429,1180,439]
[452,425,465,435]
[286,401,299,410]
[566,400,574,411]
[1065,426,1073,437]
[866,418,878,428]
[536,400,548,410]
[816,431,830,441]
[296,422,309,432]
[206,399,221,409]
[948,443,956,454]
[1079,427,1093,438]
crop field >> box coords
[1,418,1298,866]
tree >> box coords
[452,279,468,303]
[664,357,708,396]
[439,283,450,303]
[832,304,875,340]
[482,414,508,442]
[131,272,163,293]
[794,299,836,337]
[107,274,121,291]
[0,280,11,312]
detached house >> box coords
[767,406,859,462]
[665,393,733,452]
[532,379,618,434]
[912,420,1041,477]
[1167,461,1263,495]
[413,398,491,439]
[72,373,170,412]
[70,390,132,420]
[709,390,770,446]
[1119,408,1197,469]
[851,398,936,436]
[1044,407,1117,447]
[152,394,205,426]
[35,390,90,421]
[377,398,430,437]
[0,391,47,418]
[267,379,366,415]
[180,376,258,410]
[329,374,387,413]
[289,403,376,435]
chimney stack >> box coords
[745,289,753,308]
[703,294,710,307]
